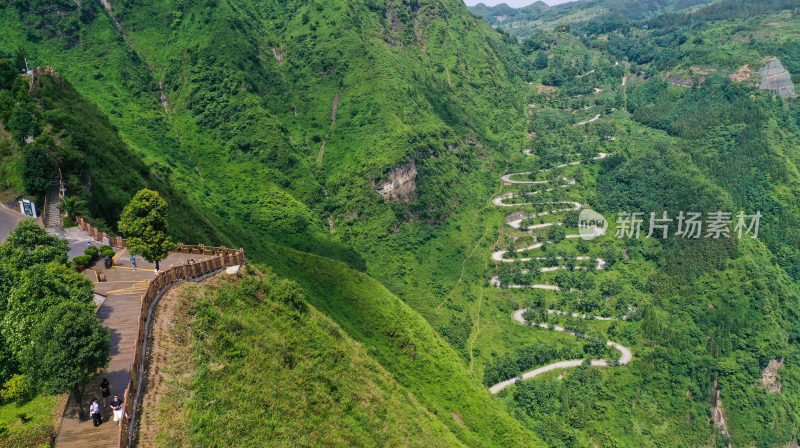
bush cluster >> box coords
[72,244,114,270]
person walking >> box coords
[90,398,102,427]
[129,254,137,270]
[110,394,124,425]
[100,378,110,406]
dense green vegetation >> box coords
[461,2,800,446]
[468,0,713,36]
[259,240,543,447]
[0,221,108,445]
[1,0,800,446]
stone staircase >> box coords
[44,180,61,228]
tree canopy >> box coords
[118,189,176,269]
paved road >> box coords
[0,203,29,243]
[500,153,609,185]
[487,152,631,394]
[576,113,601,126]
[0,203,95,260]
[488,309,632,394]
[48,226,106,259]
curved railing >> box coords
[117,246,245,448]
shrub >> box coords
[84,246,99,260]
[101,249,115,258]
[0,374,30,404]
[72,255,93,269]
[251,185,312,235]
[99,245,113,252]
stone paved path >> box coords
[55,249,211,448]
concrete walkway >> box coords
[55,249,211,448]
[48,226,108,260]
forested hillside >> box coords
[468,0,713,36]
[2,0,800,447]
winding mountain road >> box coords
[489,310,632,394]
[500,153,609,185]
[487,152,631,393]
[576,113,601,126]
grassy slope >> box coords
[29,74,231,244]
[0,0,530,271]
[141,270,465,448]
[106,0,528,259]
[1,4,544,444]
[0,394,60,447]
[259,242,542,447]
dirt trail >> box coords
[99,0,122,30]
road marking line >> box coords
[85,268,100,282]
[112,266,155,272]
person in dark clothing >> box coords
[100,378,110,406]
[110,394,124,425]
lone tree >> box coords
[118,189,176,270]
[21,301,109,420]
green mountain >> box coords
[2,0,800,447]
[468,0,714,36]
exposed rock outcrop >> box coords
[761,358,784,393]
[730,64,752,82]
[756,57,795,98]
[667,75,693,88]
[376,162,417,203]
[709,380,732,448]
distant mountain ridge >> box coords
[469,0,714,35]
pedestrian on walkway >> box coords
[110,395,124,425]
[90,398,102,427]
[154,268,159,277]
[100,378,110,406]
[130,254,137,270]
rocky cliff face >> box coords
[761,358,784,393]
[376,163,417,203]
[756,57,795,98]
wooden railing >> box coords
[117,246,245,448]
[75,216,126,247]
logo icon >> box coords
[578,209,607,240]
